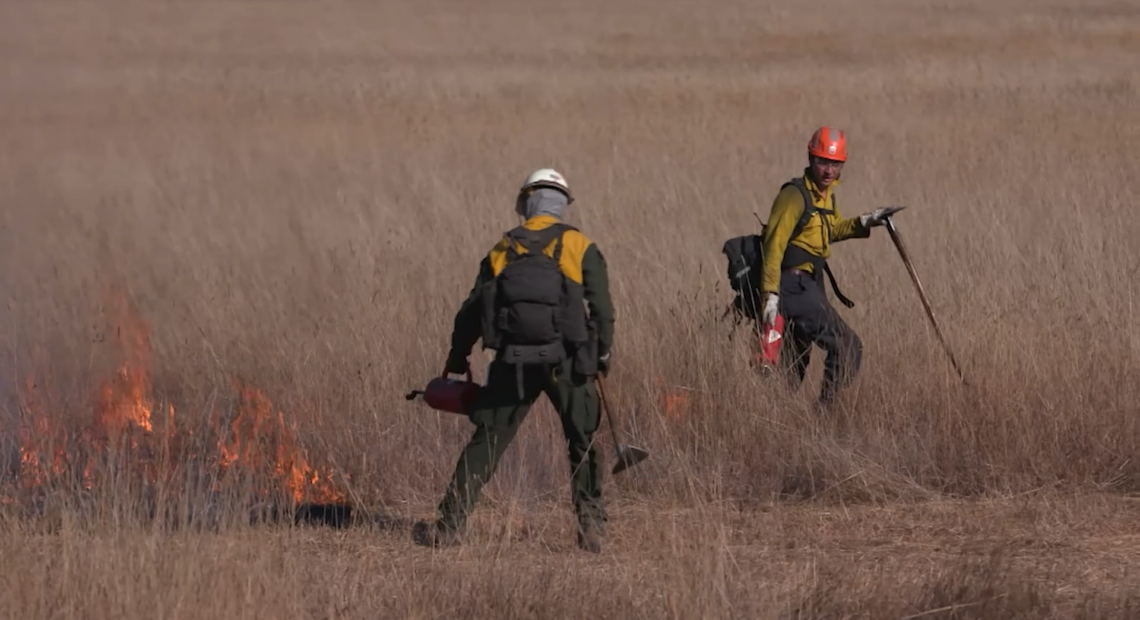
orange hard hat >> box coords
[808,126,848,162]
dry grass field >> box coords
[2,0,1140,617]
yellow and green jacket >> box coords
[759,170,869,295]
[447,214,615,364]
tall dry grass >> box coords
[1,0,1138,617]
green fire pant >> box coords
[434,359,607,534]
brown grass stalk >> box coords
[1,0,1138,617]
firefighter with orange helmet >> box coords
[758,127,900,405]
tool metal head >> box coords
[882,206,906,229]
[611,444,650,475]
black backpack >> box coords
[479,223,589,389]
[722,233,767,322]
[722,177,854,323]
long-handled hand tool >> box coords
[883,213,967,384]
[596,375,649,475]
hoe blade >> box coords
[612,444,650,475]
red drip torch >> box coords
[755,315,785,370]
[405,369,482,416]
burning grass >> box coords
[4,285,350,526]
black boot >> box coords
[576,522,603,553]
[412,520,462,548]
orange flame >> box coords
[663,391,690,420]
[6,285,349,507]
[221,380,346,505]
[653,376,690,421]
[16,375,69,490]
[95,288,155,437]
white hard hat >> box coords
[520,168,573,202]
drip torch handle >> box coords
[441,367,474,383]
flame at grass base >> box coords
[5,285,349,509]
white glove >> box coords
[859,205,905,228]
[761,294,780,327]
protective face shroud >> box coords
[516,188,569,220]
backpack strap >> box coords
[784,177,833,241]
[549,224,567,264]
[505,223,572,260]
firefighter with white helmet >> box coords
[518,168,574,204]
[414,167,615,553]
